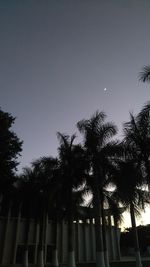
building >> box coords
[0,208,121,266]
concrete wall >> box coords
[0,216,120,265]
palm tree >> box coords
[57,133,89,267]
[139,66,150,82]
[105,194,123,261]
[124,107,150,187]
[18,167,39,267]
[101,187,123,264]
[112,153,148,267]
[118,109,150,265]
[77,111,118,267]
[18,156,61,267]
[85,171,123,267]
[34,157,63,267]
[31,156,61,267]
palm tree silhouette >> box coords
[18,167,38,267]
[18,156,61,267]
[112,152,148,267]
[77,111,118,267]
[124,107,150,187]
[57,133,88,267]
[86,173,122,266]
[31,156,61,267]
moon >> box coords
[104,88,107,91]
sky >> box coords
[1,0,150,227]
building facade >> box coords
[0,215,120,266]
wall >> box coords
[0,217,120,265]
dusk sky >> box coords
[1,0,150,174]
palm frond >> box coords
[137,102,150,137]
[57,132,69,147]
[133,204,142,219]
[101,141,123,158]
[123,113,138,137]
[138,102,150,117]
[77,111,106,135]
[70,134,77,147]
[98,123,117,145]
[139,65,150,82]
[90,110,106,127]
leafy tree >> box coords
[0,108,22,227]
[0,108,22,183]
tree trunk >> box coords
[23,216,31,267]
[113,216,121,260]
[68,213,76,267]
[52,217,59,267]
[67,186,75,267]
[13,203,22,264]
[34,219,39,264]
[130,202,142,267]
[37,211,45,267]
[93,186,105,267]
[101,196,109,267]
[1,200,12,264]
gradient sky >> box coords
[1,0,150,174]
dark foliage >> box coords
[139,66,150,82]
[121,225,150,253]
[0,108,22,184]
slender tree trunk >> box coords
[22,203,34,267]
[68,212,75,267]
[23,216,31,267]
[37,211,46,267]
[130,202,142,267]
[1,200,12,264]
[108,216,115,260]
[13,203,22,264]
[34,219,39,264]
[44,212,48,263]
[52,216,59,267]
[101,196,109,267]
[67,187,76,267]
[113,216,121,260]
[93,184,105,267]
